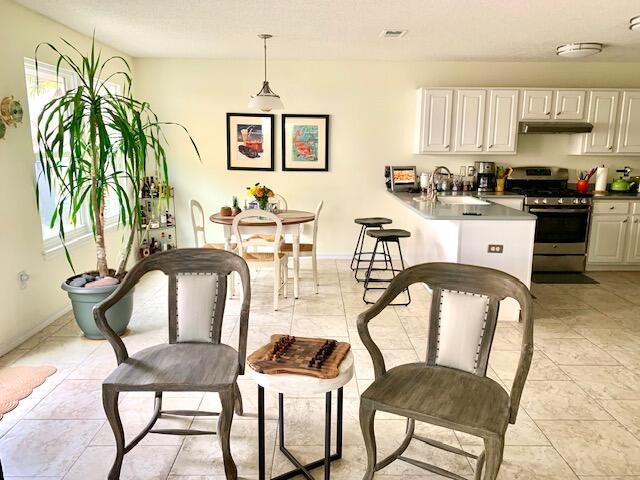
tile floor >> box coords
[1,260,640,479]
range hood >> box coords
[518,121,593,134]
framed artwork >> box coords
[226,113,275,171]
[282,114,329,171]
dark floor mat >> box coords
[532,273,599,285]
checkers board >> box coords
[247,334,351,379]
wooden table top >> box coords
[210,210,315,226]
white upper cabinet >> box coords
[485,89,519,153]
[415,89,453,153]
[415,87,638,155]
[521,90,553,120]
[583,90,619,154]
[554,90,586,120]
[616,90,640,154]
[454,89,486,152]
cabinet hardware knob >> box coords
[445,145,450,149]
[545,111,551,115]
[556,112,561,116]
[477,145,482,148]
[489,144,494,148]
[623,218,629,223]
[608,146,613,150]
[610,205,615,209]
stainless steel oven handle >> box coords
[529,208,590,214]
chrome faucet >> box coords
[431,166,452,193]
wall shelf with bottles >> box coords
[137,176,177,259]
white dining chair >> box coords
[270,193,288,212]
[281,201,323,294]
[190,199,237,251]
[232,209,288,310]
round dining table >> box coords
[210,210,315,299]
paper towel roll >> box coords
[595,166,608,192]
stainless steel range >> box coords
[506,167,592,272]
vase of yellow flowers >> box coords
[247,183,274,210]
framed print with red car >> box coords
[226,113,274,171]
[282,114,329,171]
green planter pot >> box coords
[61,278,134,340]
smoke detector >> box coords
[556,42,603,58]
[380,29,408,38]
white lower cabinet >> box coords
[588,214,628,263]
[587,200,640,267]
[625,216,640,263]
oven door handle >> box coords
[529,208,590,214]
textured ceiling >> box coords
[13,0,640,61]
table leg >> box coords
[258,385,265,480]
[324,391,332,480]
[336,387,343,458]
[293,231,300,299]
[224,225,236,297]
[271,388,343,480]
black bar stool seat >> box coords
[366,229,411,239]
[354,217,392,227]
[351,217,393,280]
[363,228,412,306]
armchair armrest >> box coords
[93,272,139,365]
[507,294,534,424]
[357,268,416,380]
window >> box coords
[24,58,122,252]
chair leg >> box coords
[234,383,243,416]
[482,435,504,480]
[312,250,318,294]
[359,400,377,480]
[103,387,125,480]
[218,388,238,480]
[283,258,288,298]
[274,260,280,311]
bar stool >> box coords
[362,229,411,306]
[351,217,393,282]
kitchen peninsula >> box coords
[390,191,536,321]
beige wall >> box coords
[133,58,640,256]
[0,0,130,353]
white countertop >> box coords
[390,191,536,221]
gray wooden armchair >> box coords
[358,262,533,480]
[94,248,251,480]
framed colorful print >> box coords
[282,114,329,172]
[226,113,275,171]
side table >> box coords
[248,350,354,480]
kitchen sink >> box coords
[437,196,490,206]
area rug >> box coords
[532,273,599,285]
[0,365,57,420]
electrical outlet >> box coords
[487,244,504,253]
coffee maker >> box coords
[475,161,496,192]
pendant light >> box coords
[248,34,284,112]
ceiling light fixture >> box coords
[630,15,640,31]
[380,29,408,38]
[556,42,603,58]
[248,34,283,112]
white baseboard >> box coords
[586,264,640,271]
[316,254,353,260]
[0,303,72,357]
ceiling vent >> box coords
[380,29,407,38]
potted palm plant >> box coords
[36,38,199,338]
